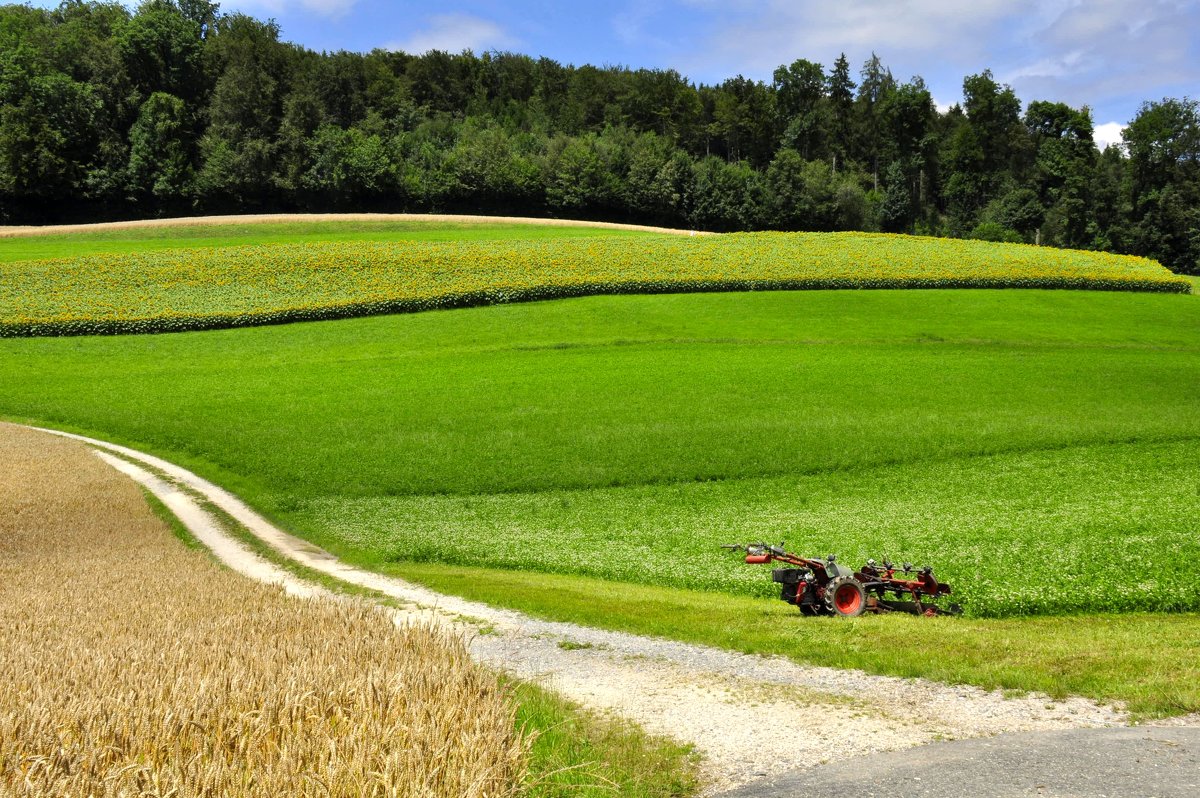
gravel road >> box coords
[28,425,1148,796]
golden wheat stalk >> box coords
[0,422,529,797]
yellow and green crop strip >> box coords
[1,232,1188,336]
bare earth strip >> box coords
[24,424,1133,796]
[0,213,707,238]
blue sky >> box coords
[32,0,1200,146]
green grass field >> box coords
[308,439,1199,617]
[3,287,1196,615]
[2,220,1198,715]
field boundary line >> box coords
[25,424,1134,794]
[0,213,711,238]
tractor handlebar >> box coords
[727,547,938,578]
[722,542,786,557]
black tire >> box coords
[825,576,867,617]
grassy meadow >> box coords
[2,287,1196,615]
[2,219,1198,714]
[311,438,1199,617]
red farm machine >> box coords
[723,542,962,617]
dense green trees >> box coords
[1,0,1197,272]
[1121,98,1200,272]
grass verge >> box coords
[514,681,699,798]
[140,485,203,551]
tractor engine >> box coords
[772,568,810,605]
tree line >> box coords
[2,0,1198,273]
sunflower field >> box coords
[0,231,1190,336]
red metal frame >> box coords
[723,543,960,616]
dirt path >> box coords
[28,425,1131,795]
[0,212,707,238]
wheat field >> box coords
[0,422,529,797]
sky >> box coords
[33,0,1200,148]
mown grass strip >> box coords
[1,232,1188,337]
[513,681,700,798]
[140,485,204,551]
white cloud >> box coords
[390,13,516,55]
[1093,121,1126,151]
[614,1,670,48]
[671,0,1200,120]
[1002,50,1091,83]
[676,0,1029,75]
[302,0,356,15]
[1006,0,1200,116]
[233,0,358,19]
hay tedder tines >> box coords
[722,543,962,617]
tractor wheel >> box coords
[825,576,867,617]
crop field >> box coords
[1,220,1198,713]
[0,421,697,797]
[0,231,1188,336]
[0,423,528,797]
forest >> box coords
[1,0,1198,273]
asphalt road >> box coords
[718,726,1200,798]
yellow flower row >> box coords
[0,232,1190,336]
